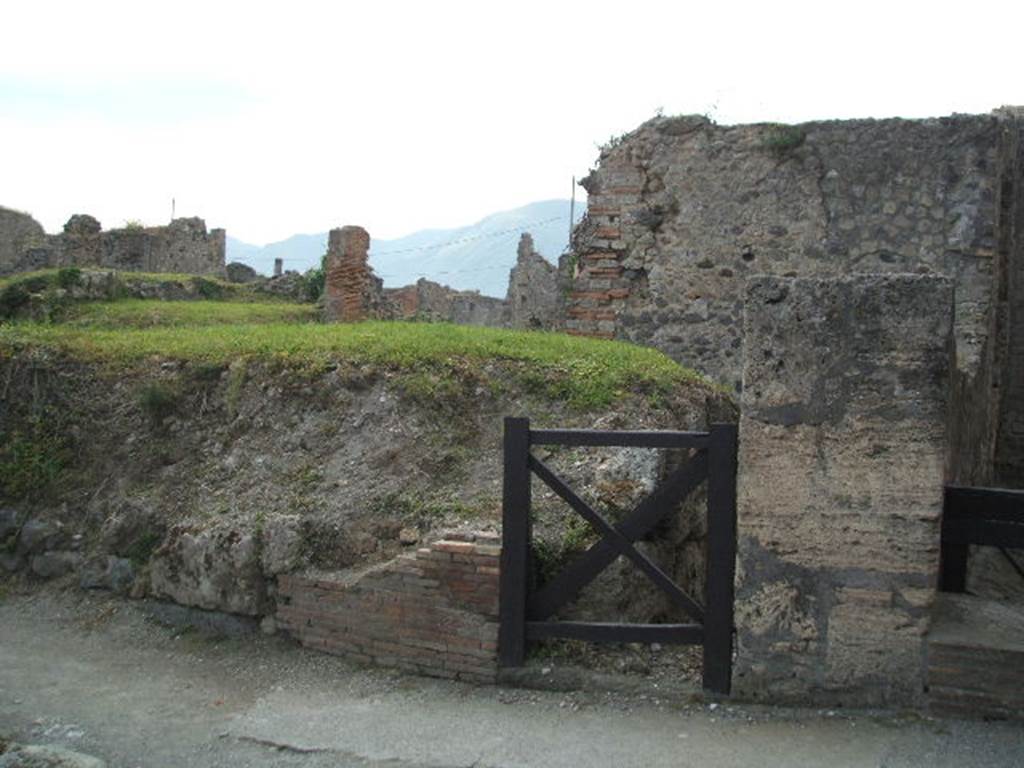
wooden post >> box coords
[939,487,969,592]
[500,416,531,667]
[703,423,738,695]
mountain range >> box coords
[226,199,586,298]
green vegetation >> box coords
[122,219,146,230]
[0,414,68,499]
[0,281,32,318]
[761,123,806,156]
[137,381,181,426]
[225,359,247,419]
[0,321,710,409]
[304,255,327,302]
[0,268,279,301]
[56,267,82,289]
[61,300,317,328]
[123,530,163,566]
[531,514,599,584]
[371,490,488,528]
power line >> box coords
[229,211,577,268]
[368,215,566,257]
[376,262,517,280]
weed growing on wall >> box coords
[761,123,807,156]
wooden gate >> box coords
[498,417,738,695]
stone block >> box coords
[149,524,266,616]
[29,551,81,580]
[734,274,952,706]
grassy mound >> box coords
[60,299,319,328]
[0,320,713,410]
[0,268,311,320]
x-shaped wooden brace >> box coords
[526,451,709,623]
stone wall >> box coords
[0,209,225,276]
[569,113,1002,386]
[382,278,506,327]
[0,206,47,271]
[276,534,500,682]
[734,274,953,706]
[571,109,1024,488]
[505,233,562,329]
[992,111,1024,485]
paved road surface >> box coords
[0,588,1020,767]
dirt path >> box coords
[0,586,1021,768]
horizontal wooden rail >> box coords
[945,486,1024,524]
[529,429,709,449]
[940,485,1024,593]
[526,621,704,645]
[943,520,1024,548]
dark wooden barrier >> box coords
[940,485,1024,592]
[499,417,738,695]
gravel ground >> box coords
[0,582,1021,768]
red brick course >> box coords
[564,175,641,337]
[276,533,501,683]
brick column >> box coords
[324,225,374,322]
[734,274,953,706]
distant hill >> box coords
[226,199,586,298]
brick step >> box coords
[926,593,1024,720]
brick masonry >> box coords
[276,533,500,682]
[324,226,380,323]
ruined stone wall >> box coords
[0,206,47,272]
[735,274,952,706]
[505,233,562,329]
[381,278,506,327]
[450,293,506,327]
[571,113,1005,391]
[0,210,225,276]
[276,534,500,682]
[992,112,1024,486]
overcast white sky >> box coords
[2,1,1022,245]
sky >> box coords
[2,1,1023,245]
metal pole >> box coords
[568,176,576,251]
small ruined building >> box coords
[0,208,226,276]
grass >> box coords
[0,268,231,292]
[61,300,318,328]
[0,268,298,305]
[0,321,712,409]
